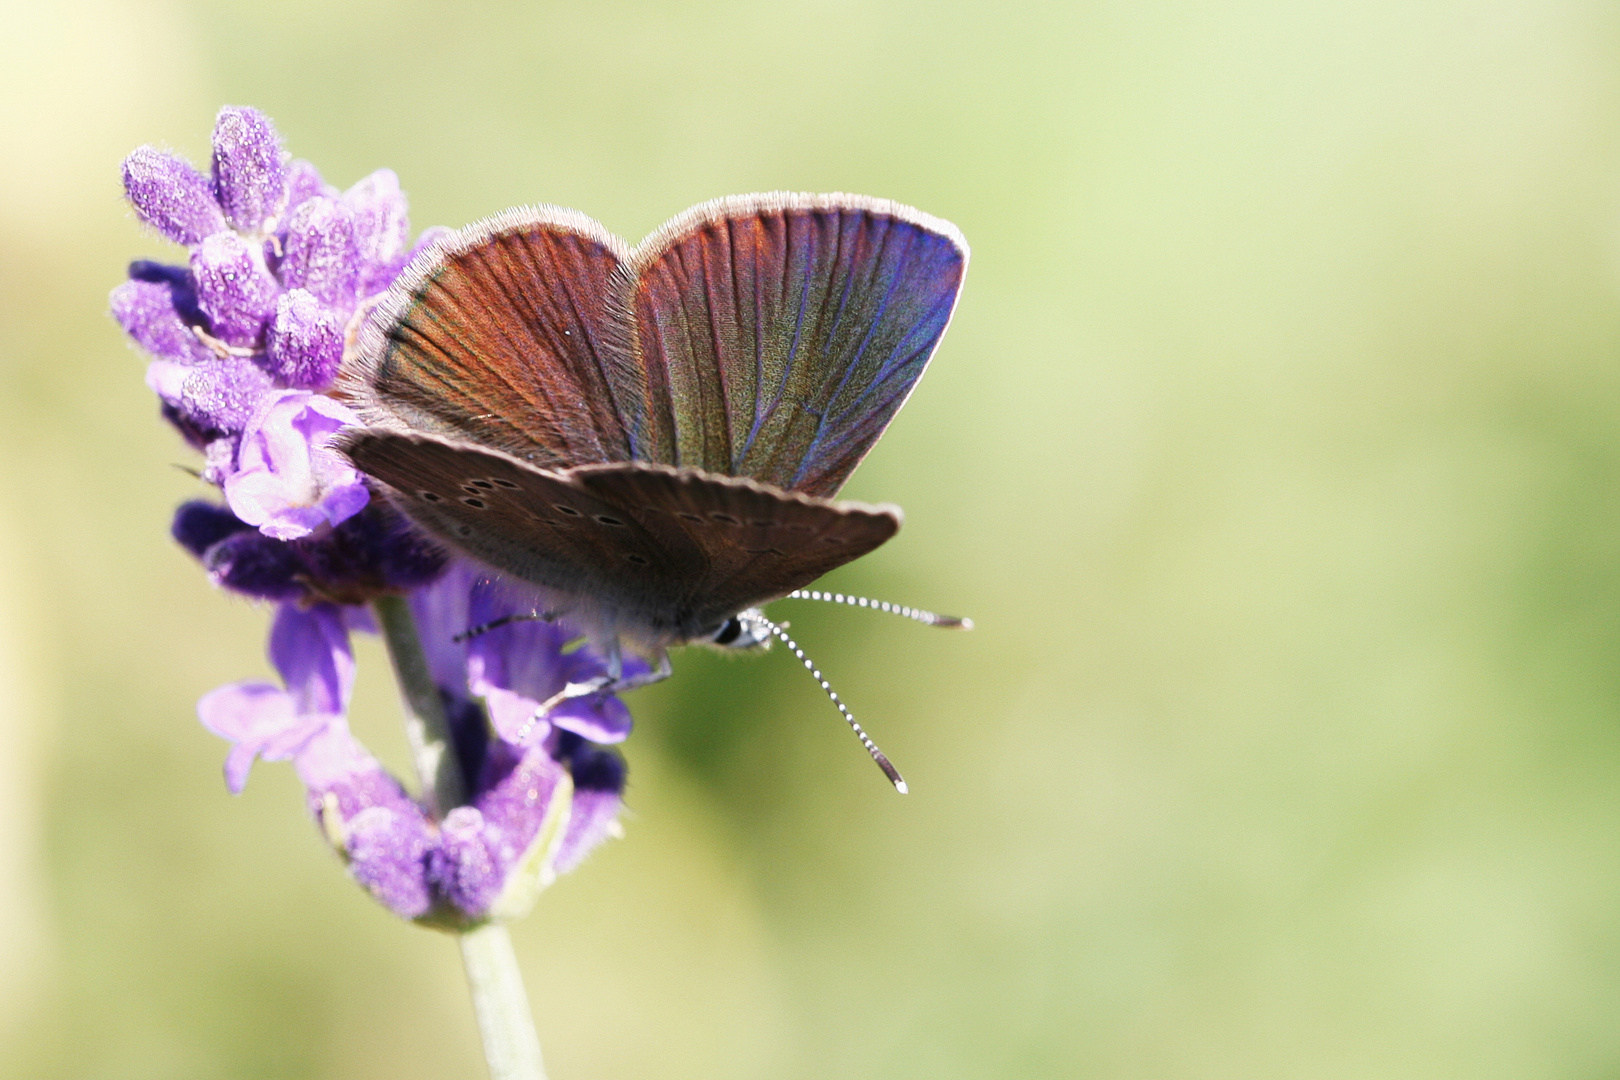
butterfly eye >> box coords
[711,617,744,645]
[418,491,444,502]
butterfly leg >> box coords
[522,645,674,739]
[452,609,560,643]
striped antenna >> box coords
[785,590,974,630]
[745,612,909,794]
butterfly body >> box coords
[337,192,967,656]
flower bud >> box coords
[345,169,411,295]
[266,289,344,389]
[211,106,289,233]
[123,145,227,244]
[190,232,280,347]
[280,196,361,307]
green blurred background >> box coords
[4,0,1620,1076]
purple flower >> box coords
[173,498,445,605]
[431,745,573,919]
[345,169,412,295]
[196,602,354,792]
[110,275,214,365]
[130,106,635,927]
[224,390,370,540]
[193,570,630,924]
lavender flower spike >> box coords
[120,105,631,1076]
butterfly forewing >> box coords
[343,207,639,469]
[620,194,968,497]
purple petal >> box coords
[225,390,369,539]
[268,602,354,717]
[553,787,623,875]
[196,681,328,793]
[211,106,288,234]
[547,693,633,745]
[279,197,360,307]
[344,169,410,295]
[481,686,550,746]
[190,232,280,347]
[464,580,575,706]
[266,289,344,389]
[110,279,213,363]
[197,681,291,744]
[407,560,477,693]
[122,145,227,244]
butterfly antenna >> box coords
[785,590,974,630]
[747,613,909,794]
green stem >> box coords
[372,593,465,816]
[371,593,546,1080]
[461,923,548,1080]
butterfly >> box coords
[336,193,968,788]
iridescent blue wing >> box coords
[616,194,968,498]
[342,206,640,469]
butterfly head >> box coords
[705,608,773,651]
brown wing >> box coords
[340,206,641,468]
[338,430,899,640]
[566,461,901,630]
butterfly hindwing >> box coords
[343,207,639,469]
[567,461,901,630]
[339,430,899,638]
[339,429,696,623]
[618,193,968,497]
